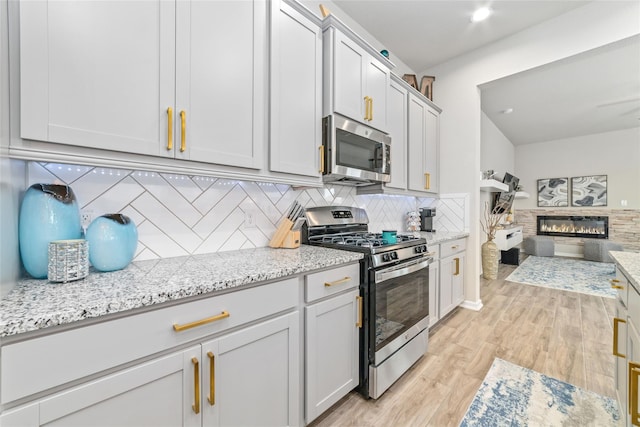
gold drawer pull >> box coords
[613,317,626,358]
[612,284,624,290]
[192,357,200,414]
[325,277,351,287]
[424,173,430,190]
[630,362,639,422]
[451,245,459,250]
[611,279,624,290]
[173,311,230,332]
[356,295,363,328]
[454,258,460,276]
[207,351,215,406]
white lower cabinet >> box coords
[439,239,466,319]
[428,246,440,328]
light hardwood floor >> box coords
[310,262,616,426]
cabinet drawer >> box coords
[306,263,360,303]
[440,238,466,258]
[615,267,629,308]
[1,278,298,404]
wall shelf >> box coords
[515,191,530,199]
[480,179,508,192]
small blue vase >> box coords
[19,184,82,279]
[86,214,138,272]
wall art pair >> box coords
[537,175,607,207]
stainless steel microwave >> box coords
[321,114,391,186]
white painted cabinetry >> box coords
[428,244,441,328]
[439,239,466,318]
[407,93,439,194]
[269,0,322,180]
[304,264,360,424]
[323,18,391,132]
[383,76,409,190]
[19,0,266,169]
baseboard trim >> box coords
[460,299,483,311]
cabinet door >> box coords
[20,1,175,156]
[629,319,640,427]
[175,0,266,168]
[428,261,440,327]
[385,79,408,190]
[305,290,360,423]
[407,94,439,193]
[407,94,427,192]
[365,58,389,132]
[269,0,322,179]
[202,312,300,427]
[439,255,455,318]
[452,253,465,306]
[35,350,195,427]
[424,106,439,193]
[614,300,628,421]
[332,31,366,123]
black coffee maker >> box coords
[420,208,436,232]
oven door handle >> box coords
[375,257,433,284]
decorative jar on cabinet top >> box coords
[85,214,138,272]
[19,183,82,279]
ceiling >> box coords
[329,1,640,145]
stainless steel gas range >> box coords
[303,206,433,399]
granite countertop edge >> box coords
[609,251,640,292]
[417,231,470,245]
[0,246,363,339]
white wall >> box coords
[421,1,640,306]
[515,127,640,210]
[481,112,515,176]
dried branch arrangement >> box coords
[480,201,510,241]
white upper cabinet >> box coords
[19,0,267,169]
[407,92,440,194]
[323,18,392,132]
[269,0,322,179]
[175,0,266,169]
[384,77,408,190]
[20,1,176,156]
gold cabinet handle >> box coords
[369,97,373,121]
[630,362,640,423]
[173,311,230,332]
[424,172,431,190]
[325,277,351,287]
[180,110,186,152]
[613,317,626,358]
[192,357,200,414]
[364,96,371,121]
[611,279,624,290]
[454,257,460,276]
[319,146,325,174]
[356,295,363,328]
[167,107,173,150]
[451,245,459,250]
[207,351,215,406]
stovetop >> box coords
[309,232,421,250]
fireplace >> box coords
[537,215,608,239]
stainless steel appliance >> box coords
[420,208,436,232]
[303,206,432,399]
[321,114,391,186]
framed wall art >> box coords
[571,175,607,207]
[537,177,568,207]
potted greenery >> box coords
[480,201,509,280]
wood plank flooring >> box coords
[310,262,616,426]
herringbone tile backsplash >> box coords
[27,162,468,261]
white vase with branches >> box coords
[480,201,510,280]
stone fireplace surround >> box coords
[515,208,640,254]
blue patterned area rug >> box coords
[505,255,616,299]
[460,358,621,426]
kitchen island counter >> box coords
[610,251,640,292]
[0,245,363,338]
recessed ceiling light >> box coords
[502,108,514,114]
[471,7,492,23]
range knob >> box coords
[414,246,424,254]
[382,253,390,262]
[390,252,398,260]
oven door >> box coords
[372,256,431,365]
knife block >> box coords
[269,218,297,248]
[281,230,301,249]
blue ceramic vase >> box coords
[19,184,83,279]
[86,214,138,272]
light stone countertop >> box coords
[610,251,640,293]
[0,246,363,338]
[415,231,470,245]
